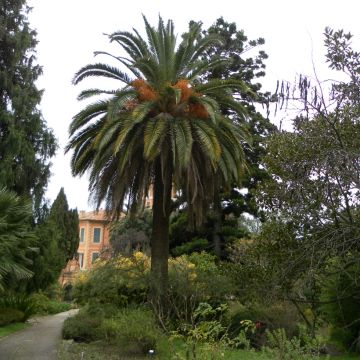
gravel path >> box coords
[0,309,78,360]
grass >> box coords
[0,322,29,338]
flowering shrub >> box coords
[73,251,232,331]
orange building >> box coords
[59,187,159,286]
[77,210,112,270]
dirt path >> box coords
[0,309,78,360]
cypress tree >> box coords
[28,188,79,291]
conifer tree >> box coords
[0,0,56,216]
[28,188,79,291]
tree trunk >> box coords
[150,160,172,296]
[213,182,222,258]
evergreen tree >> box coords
[48,188,79,263]
[200,17,276,219]
[170,19,276,257]
[27,188,79,291]
[0,0,57,215]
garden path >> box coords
[0,309,78,360]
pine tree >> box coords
[0,0,57,215]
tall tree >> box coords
[48,188,79,263]
[27,188,79,291]
[67,16,250,294]
[182,18,276,256]
[0,0,57,216]
[200,18,276,218]
[256,28,360,341]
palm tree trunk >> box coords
[151,160,172,296]
[213,178,222,258]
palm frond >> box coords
[73,63,132,85]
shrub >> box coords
[84,302,119,319]
[0,308,24,326]
[109,306,163,355]
[227,301,300,339]
[30,292,72,315]
[263,328,326,360]
[151,252,233,329]
[72,252,233,333]
[72,252,150,307]
[62,310,102,342]
[0,294,36,322]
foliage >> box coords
[0,0,57,216]
[48,188,79,263]
[169,211,248,257]
[102,306,163,355]
[256,28,360,346]
[320,262,360,351]
[110,210,152,256]
[0,308,24,326]
[0,293,36,322]
[62,304,163,355]
[30,292,72,315]
[27,188,79,291]
[261,27,360,274]
[171,237,209,256]
[62,310,103,342]
[73,251,232,331]
[0,188,36,291]
[168,18,275,258]
[152,252,233,330]
[198,17,276,219]
[263,328,326,360]
[67,16,250,288]
[73,251,150,307]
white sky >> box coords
[27,0,360,211]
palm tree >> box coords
[0,188,35,292]
[67,16,251,292]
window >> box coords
[79,228,85,243]
[92,252,99,263]
[93,227,101,243]
[78,253,84,269]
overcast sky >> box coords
[27,0,360,211]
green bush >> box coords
[83,302,119,319]
[320,262,360,352]
[30,292,72,315]
[108,306,163,355]
[172,238,209,256]
[227,302,299,338]
[154,252,233,329]
[62,305,163,354]
[0,294,36,322]
[72,252,149,307]
[263,328,326,360]
[0,308,24,326]
[62,310,102,342]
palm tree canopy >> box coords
[0,189,36,292]
[67,16,252,222]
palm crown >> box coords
[67,16,251,286]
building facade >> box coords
[59,210,111,286]
[77,210,111,270]
[59,187,157,286]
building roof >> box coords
[78,209,109,222]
